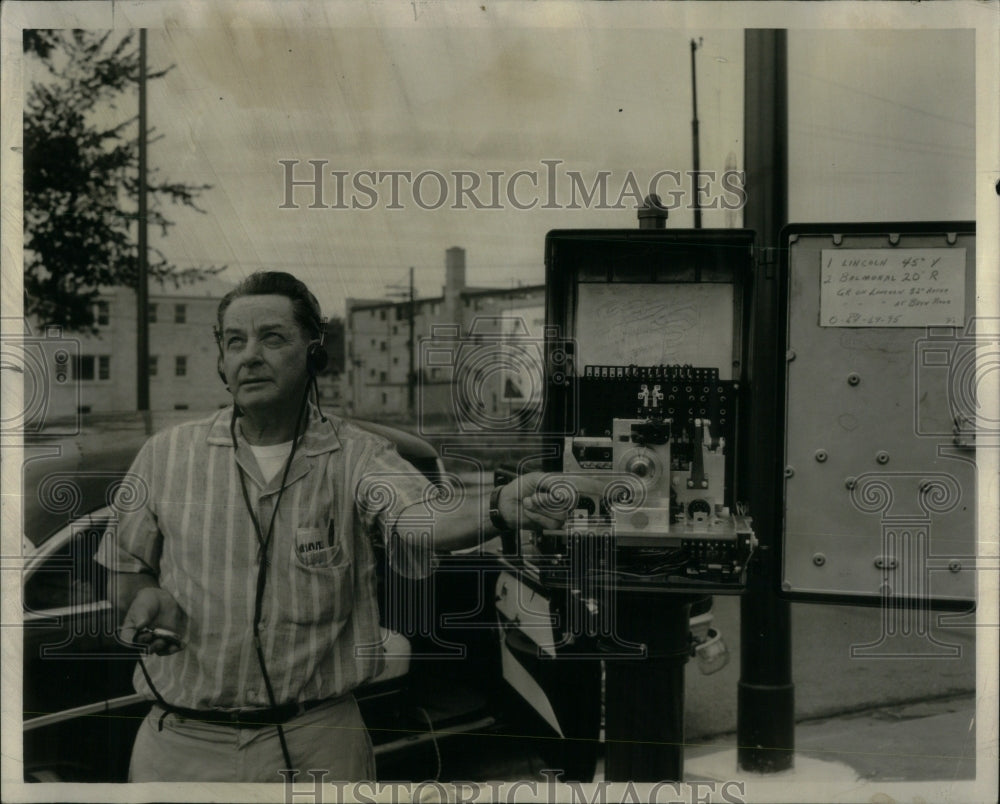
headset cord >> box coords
[312,375,328,423]
[232,388,311,773]
[136,652,176,732]
[134,390,311,769]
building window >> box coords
[72,355,95,381]
[149,356,158,377]
[392,357,399,365]
[95,301,110,326]
[174,304,186,324]
[380,341,386,352]
[381,392,387,405]
[175,356,187,377]
[98,356,110,380]
[369,368,375,378]
[392,325,398,335]
[370,339,376,347]
[379,371,387,383]
[380,310,386,321]
[148,303,157,323]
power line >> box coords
[794,70,974,130]
[790,122,973,161]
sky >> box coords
[140,23,747,310]
[7,2,982,319]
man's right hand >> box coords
[122,587,187,655]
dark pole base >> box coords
[737,681,795,772]
[603,596,694,782]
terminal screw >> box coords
[845,476,857,490]
[812,553,827,567]
[814,449,828,462]
[847,373,861,386]
[948,560,962,573]
[784,466,795,478]
[876,451,890,465]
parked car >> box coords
[20,413,601,782]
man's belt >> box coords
[154,698,332,729]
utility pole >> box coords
[691,37,702,229]
[136,28,150,423]
[740,28,793,773]
[407,266,415,417]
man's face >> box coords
[219,295,311,415]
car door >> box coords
[22,507,149,782]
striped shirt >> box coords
[95,406,432,710]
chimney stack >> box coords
[444,247,466,296]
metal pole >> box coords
[407,266,415,418]
[739,28,793,773]
[136,28,150,416]
[691,38,702,230]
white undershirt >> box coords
[248,440,294,484]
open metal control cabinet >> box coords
[509,228,760,596]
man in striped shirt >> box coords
[96,272,571,782]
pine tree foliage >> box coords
[23,30,223,332]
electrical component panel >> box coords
[519,229,758,593]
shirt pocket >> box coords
[279,527,354,625]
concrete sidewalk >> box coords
[460,693,990,802]
[680,693,983,795]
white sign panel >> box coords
[575,283,734,378]
[819,249,966,327]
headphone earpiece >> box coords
[306,341,328,376]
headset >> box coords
[214,316,329,422]
[213,326,329,385]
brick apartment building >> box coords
[27,276,236,421]
[344,247,546,426]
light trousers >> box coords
[128,696,375,782]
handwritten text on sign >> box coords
[820,249,966,327]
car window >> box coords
[24,517,110,614]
